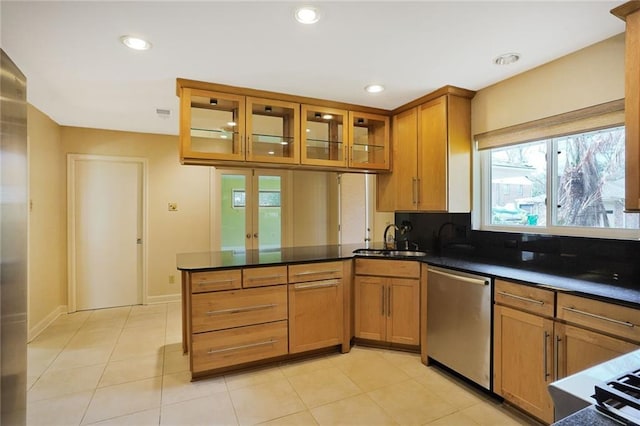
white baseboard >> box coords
[145,293,181,304]
[28,305,67,342]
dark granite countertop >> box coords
[552,406,621,426]
[177,243,640,308]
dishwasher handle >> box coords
[429,268,490,286]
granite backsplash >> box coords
[394,212,640,286]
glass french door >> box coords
[212,168,290,251]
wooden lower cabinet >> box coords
[555,322,639,378]
[288,277,344,353]
[192,321,288,373]
[494,305,555,424]
[354,275,420,345]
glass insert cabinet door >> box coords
[180,88,246,161]
[301,105,348,167]
[348,111,390,170]
[246,97,300,164]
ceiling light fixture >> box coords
[295,6,320,24]
[494,52,521,65]
[322,114,333,120]
[364,84,385,94]
[120,35,152,51]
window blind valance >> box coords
[474,99,625,150]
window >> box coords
[482,125,639,236]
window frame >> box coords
[479,126,640,240]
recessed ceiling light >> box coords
[295,6,320,24]
[494,53,521,65]
[364,84,385,94]
[120,35,152,51]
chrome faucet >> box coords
[383,224,400,249]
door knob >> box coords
[253,233,259,238]
[246,233,252,239]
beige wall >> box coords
[472,33,625,136]
[61,127,212,300]
[27,105,66,335]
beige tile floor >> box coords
[27,302,540,425]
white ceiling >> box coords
[0,1,626,136]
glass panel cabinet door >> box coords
[180,88,246,161]
[246,97,300,164]
[301,105,348,167]
[348,111,390,170]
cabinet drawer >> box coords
[243,265,287,288]
[191,269,241,293]
[288,261,343,283]
[557,293,640,343]
[192,320,288,373]
[354,258,420,278]
[495,280,555,317]
[191,285,287,333]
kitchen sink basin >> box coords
[352,248,429,257]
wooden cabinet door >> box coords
[288,278,344,354]
[417,96,447,211]
[386,278,420,345]
[348,111,390,170]
[494,305,554,424]
[246,97,300,165]
[393,108,419,211]
[555,323,639,379]
[300,105,349,168]
[354,276,386,341]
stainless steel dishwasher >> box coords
[427,266,492,390]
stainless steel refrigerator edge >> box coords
[1,49,28,425]
[427,266,492,390]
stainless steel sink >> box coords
[352,248,429,257]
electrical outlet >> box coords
[168,202,178,211]
[168,275,175,284]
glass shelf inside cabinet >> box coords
[304,114,345,162]
[190,95,241,155]
[249,100,298,161]
[351,114,388,166]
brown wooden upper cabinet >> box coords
[377,87,475,212]
[348,111,390,170]
[246,97,300,164]
[301,105,349,167]
[180,88,300,165]
[180,88,246,162]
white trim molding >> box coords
[145,294,181,304]
[28,305,67,342]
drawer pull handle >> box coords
[247,274,284,281]
[206,303,277,316]
[196,278,236,286]
[497,291,544,306]
[293,269,341,277]
[562,306,635,328]
[207,339,278,355]
[293,279,339,290]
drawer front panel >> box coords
[192,285,287,333]
[495,279,555,317]
[243,265,288,288]
[354,258,420,278]
[191,269,241,293]
[192,321,288,373]
[557,293,640,343]
[288,261,343,283]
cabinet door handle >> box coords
[381,286,385,316]
[562,306,635,328]
[497,291,544,305]
[293,269,341,277]
[412,178,417,205]
[293,279,339,290]
[207,339,277,355]
[196,278,235,286]
[543,331,550,381]
[416,178,420,204]
[554,334,562,381]
[206,303,277,315]
[387,286,392,317]
[246,274,284,282]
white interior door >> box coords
[69,155,144,311]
